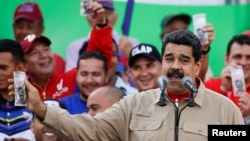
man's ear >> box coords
[23,62,29,73]
[224,54,229,65]
[38,25,45,35]
[160,33,164,40]
[16,62,26,71]
[195,59,202,77]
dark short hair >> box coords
[77,51,108,73]
[78,41,89,56]
[227,34,250,56]
[0,39,25,64]
[162,29,202,62]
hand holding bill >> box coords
[8,79,46,120]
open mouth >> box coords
[39,61,50,68]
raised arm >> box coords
[85,2,113,70]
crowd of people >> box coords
[0,0,250,140]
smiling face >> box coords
[225,43,250,82]
[161,43,201,95]
[0,53,17,91]
[24,41,55,78]
[31,116,63,141]
[76,58,108,99]
[0,52,24,92]
[130,56,162,91]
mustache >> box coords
[167,70,184,78]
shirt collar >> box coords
[153,78,206,107]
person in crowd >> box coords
[31,98,65,141]
[0,39,33,140]
[87,86,126,116]
[59,51,109,114]
[205,34,250,124]
[66,0,139,83]
[13,2,65,73]
[79,39,138,95]
[160,13,214,81]
[59,0,135,114]
[76,7,138,96]
[20,34,77,100]
[128,43,162,92]
[12,26,244,140]
[19,0,119,100]
[104,39,138,95]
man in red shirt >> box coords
[19,2,113,100]
[205,34,250,124]
[20,34,76,99]
[13,2,65,73]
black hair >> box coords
[77,51,108,73]
[227,34,250,56]
[79,41,89,56]
[0,39,25,64]
[162,29,202,62]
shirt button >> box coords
[7,112,10,116]
[7,123,10,126]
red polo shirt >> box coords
[205,77,250,107]
[29,25,112,100]
[30,68,77,100]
